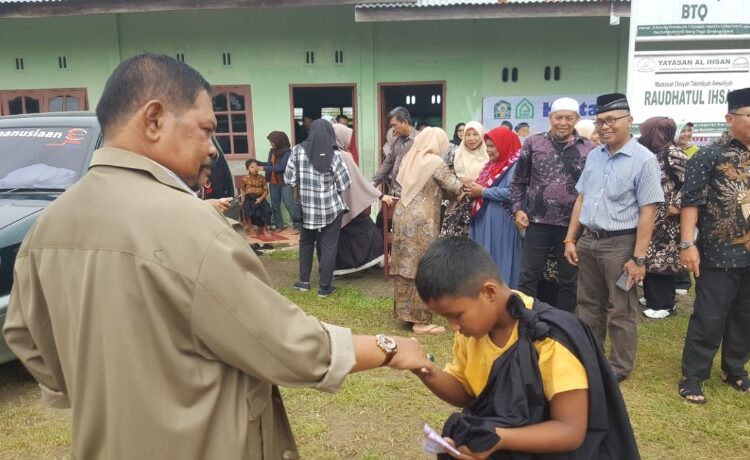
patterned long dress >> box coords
[646,145,687,274]
[391,165,462,324]
[440,145,475,237]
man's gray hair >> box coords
[388,106,412,125]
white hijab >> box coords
[453,120,488,180]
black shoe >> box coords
[616,373,628,383]
[293,281,310,292]
[318,285,337,298]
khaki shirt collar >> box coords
[89,147,197,196]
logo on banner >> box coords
[494,100,511,119]
[515,99,534,119]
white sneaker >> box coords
[675,289,688,296]
[643,308,675,319]
[639,297,647,306]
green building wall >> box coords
[0,6,630,176]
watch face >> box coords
[377,335,397,353]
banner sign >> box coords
[631,0,750,41]
[482,94,598,137]
[629,50,750,134]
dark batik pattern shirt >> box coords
[510,132,594,227]
[371,129,418,197]
[682,132,750,269]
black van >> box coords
[0,112,233,363]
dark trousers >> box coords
[643,273,676,310]
[675,272,691,290]
[518,224,578,313]
[299,212,343,289]
[681,267,750,380]
[576,233,639,377]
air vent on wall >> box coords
[544,66,561,81]
[222,52,232,67]
[305,51,315,65]
[58,56,67,69]
[501,67,518,83]
[334,50,344,64]
[15,57,24,71]
[176,53,185,62]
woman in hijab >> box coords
[441,121,489,237]
[466,127,523,288]
[451,122,465,146]
[332,124,393,275]
[262,131,301,231]
[638,117,687,319]
[391,127,463,335]
[284,119,351,297]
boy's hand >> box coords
[443,438,497,460]
[255,197,263,205]
[386,337,432,371]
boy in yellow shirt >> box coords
[414,237,638,459]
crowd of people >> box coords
[239,87,750,403]
[3,53,750,459]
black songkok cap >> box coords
[596,93,630,114]
[728,87,750,112]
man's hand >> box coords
[681,246,700,278]
[443,438,498,460]
[514,210,529,230]
[563,241,578,266]
[623,259,645,286]
[381,194,395,207]
[255,197,263,205]
[667,205,680,216]
[207,198,231,214]
[386,337,432,371]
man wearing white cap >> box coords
[510,97,594,312]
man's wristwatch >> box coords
[375,334,398,366]
[679,240,695,250]
[632,256,647,266]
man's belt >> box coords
[582,228,636,239]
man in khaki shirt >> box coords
[2,54,430,459]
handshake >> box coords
[371,335,436,375]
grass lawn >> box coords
[1,252,749,459]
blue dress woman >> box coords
[466,127,524,288]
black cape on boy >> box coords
[439,295,640,460]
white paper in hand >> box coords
[421,422,462,456]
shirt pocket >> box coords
[605,173,632,201]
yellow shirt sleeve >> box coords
[443,333,474,396]
[535,338,589,401]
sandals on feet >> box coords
[722,373,750,392]
[412,324,446,335]
[678,377,707,404]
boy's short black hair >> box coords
[245,159,260,168]
[415,237,504,302]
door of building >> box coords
[289,84,356,145]
[377,82,445,163]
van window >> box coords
[0,126,93,190]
